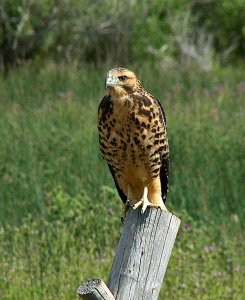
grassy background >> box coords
[0,62,244,299]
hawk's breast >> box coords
[98,93,169,182]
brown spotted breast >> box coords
[98,91,169,200]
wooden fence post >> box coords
[78,208,180,300]
[77,279,115,300]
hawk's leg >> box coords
[133,187,168,214]
[155,198,168,211]
[133,187,156,214]
[122,201,130,221]
[121,185,134,222]
[148,192,168,211]
[148,177,168,212]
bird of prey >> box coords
[98,67,169,215]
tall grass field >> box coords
[0,63,244,299]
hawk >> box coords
[98,68,169,215]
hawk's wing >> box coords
[98,95,127,204]
[154,97,169,202]
[160,157,169,203]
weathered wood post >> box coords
[77,279,115,300]
[78,208,180,300]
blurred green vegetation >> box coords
[0,62,244,299]
[1,0,245,73]
[1,200,244,299]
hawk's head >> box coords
[105,68,141,96]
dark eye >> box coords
[118,76,128,81]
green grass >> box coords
[0,62,244,299]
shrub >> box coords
[193,0,245,62]
[1,0,244,72]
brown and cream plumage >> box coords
[98,67,169,214]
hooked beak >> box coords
[105,75,118,89]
